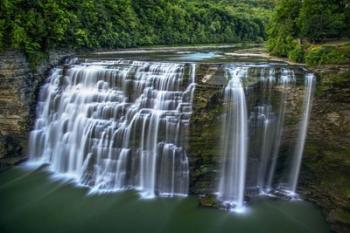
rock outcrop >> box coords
[189,64,224,195]
[0,50,73,169]
[300,66,350,233]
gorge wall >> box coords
[300,66,350,233]
[0,51,73,168]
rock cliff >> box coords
[300,66,350,233]
[0,50,73,168]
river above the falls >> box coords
[84,45,274,63]
[0,166,330,233]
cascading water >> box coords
[28,60,196,198]
[218,66,248,212]
[218,64,315,210]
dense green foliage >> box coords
[266,0,302,57]
[0,0,273,64]
[267,0,350,65]
[305,45,348,66]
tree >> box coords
[298,0,347,42]
[267,0,302,56]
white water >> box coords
[28,60,196,198]
[218,67,248,211]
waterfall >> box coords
[265,68,296,193]
[218,66,248,211]
[254,104,275,193]
[28,58,315,208]
[286,73,315,194]
[217,65,315,210]
[28,60,196,198]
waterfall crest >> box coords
[28,60,196,197]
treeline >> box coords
[267,0,350,65]
[0,0,272,64]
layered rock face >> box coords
[0,52,31,161]
[0,51,73,167]
[189,63,350,232]
[189,64,224,195]
[300,67,350,233]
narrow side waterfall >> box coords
[218,67,248,211]
[287,73,315,194]
[265,68,295,193]
[28,60,196,198]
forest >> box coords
[267,0,350,64]
[1,0,349,66]
[0,0,273,64]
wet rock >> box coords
[0,156,28,172]
[327,209,350,233]
[300,67,350,233]
[188,65,224,195]
[0,50,74,161]
[199,194,220,208]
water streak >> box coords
[218,66,248,211]
[286,73,315,195]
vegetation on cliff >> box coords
[0,0,273,66]
[267,0,350,65]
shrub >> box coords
[305,46,347,66]
[288,43,305,63]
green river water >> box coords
[0,166,330,233]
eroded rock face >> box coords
[189,64,225,195]
[0,52,31,160]
[0,50,73,167]
[300,67,350,233]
